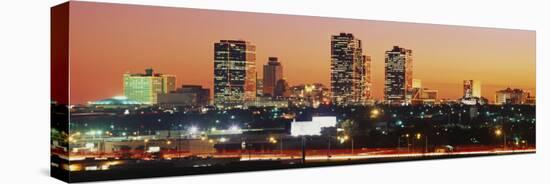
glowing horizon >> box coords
[67,2,535,105]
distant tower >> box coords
[274,79,289,99]
[263,57,283,97]
[463,80,482,98]
[330,33,368,105]
[384,46,413,105]
[213,40,257,107]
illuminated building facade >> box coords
[123,68,176,104]
[291,116,337,136]
[256,77,263,97]
[364,55,373,102]
[495,88,531,105]
[244,97,289,109]
[330,33,368,105]
[410,79,438,105]
[263,57,283,97]
[214,40,257,107]
[88,96,144,109]
[463,80,482,98]
[384,46,413,105]
[289,83,330,108]
[460,80,486,105]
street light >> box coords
[143,139,149,157]
[494,129,502,136]
[337,135,353,154]
[370,108,381,118]
[495,128,506,149]
[268,136,283,154]
[268,137,277,144]
[398,134,411,153]
[229,125,240,131]
[414,133,428,153]
[188,126,198,134]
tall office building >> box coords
[213,40,257,107]
[263,57,283,97]
[364,55,373,100]
[384,46,413,105]
[123,68,176,104]
[463,80,482,98]
[330,33,368,105]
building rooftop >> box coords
[89,96,142,105]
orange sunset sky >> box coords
[67,2,535,105]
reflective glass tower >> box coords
[384,46,413,105]
[213,40,257,108]
[330,33,368,105]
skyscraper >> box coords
[123,68,176,104]
[263,57,283,97]
[364,55,373,101]
[330,33,368,105]
[213,40,257,107]
[384,46,413,105]
[463,80,482,98]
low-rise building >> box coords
[157,85,210,107]
[495,88,532,105]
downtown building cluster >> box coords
[211,33,384,108]
[114,34,535,109]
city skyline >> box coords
[51,2,536,182]
[68,2,535,105]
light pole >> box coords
[415,133,427,154]
[327,132,331,159]
[398,134,410,153]
[406,134,410,152]
[144,139,149,158]
[495,129,506,149]
[397,136,401,153]
[424,135,428,153]
[279,136,284,155]
[351,136,354,155]
[301,136,306,164]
